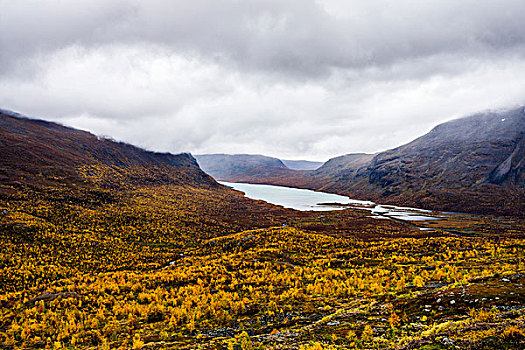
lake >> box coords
[220,181,443,222]
[220,181,374,211]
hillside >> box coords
[204,107,525,216]
[281,159,323,170]
[0,109,317,234]
[367,108,525,190]
[1,109,524,349]
[195,154,299,181]
[0,109,216,193]
[319,107,525,216]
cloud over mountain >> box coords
[2,0,525,160]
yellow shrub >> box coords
[299,342,324,350]
[502,325,525,339]
[469,308,496,322]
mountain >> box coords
[281,159,323,170]
[368,108,525,189]
[0,108,313,237]
[201,107,525,216]
[195,154,298,181]
[312,153,375,183]
[0,109,217,196]
[326,107,525,216]
[325,107,525,215]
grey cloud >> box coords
[0,0,136,76]
[1,1,525,160]
[3,1,525,77]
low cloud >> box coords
[1,1,525,160]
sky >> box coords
[1,0,525,161]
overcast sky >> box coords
[1,0,525,161]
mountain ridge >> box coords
[281,159,323,170]
[198,107,525,216]
[0,109,218,196]
[195,153,298,182]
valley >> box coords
[0,110,524,349]
[3,2,525,349]
[198,107,525,218]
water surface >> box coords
[220,181,373,211]
[221,182,472,233]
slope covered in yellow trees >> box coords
[1,174,524,349]
[1,112,524,349]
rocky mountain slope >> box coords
[334,107,525,215]
[204,107,525,216]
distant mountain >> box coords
[0,109,217,194]
[312,153,375,181]
[202,107,525,216]
[195,154,299,181]
[281,159,323,170]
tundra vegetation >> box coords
[1,163,524,349]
